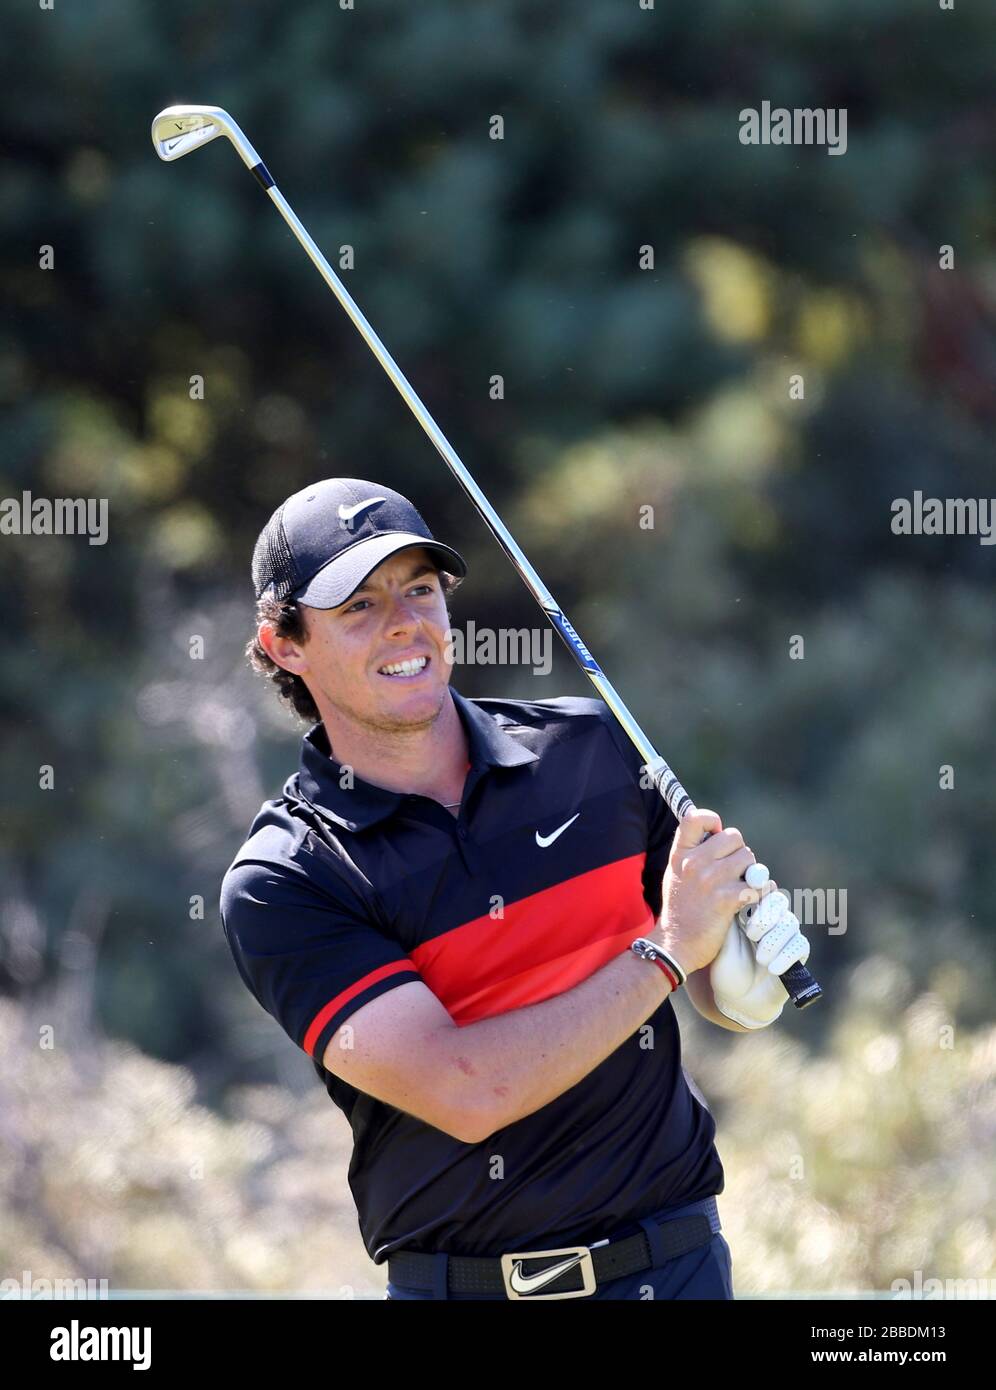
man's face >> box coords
[269,546,454,734]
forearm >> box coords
[432,936,675,1140]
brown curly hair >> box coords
[246,566,464,725]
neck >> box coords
[316,689,469,805]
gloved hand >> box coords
[710,885,810,1030]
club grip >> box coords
[780,959,822,1009]
[689,824,824,1012]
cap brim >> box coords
[291,533,467,609]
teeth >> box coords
[379,656,428,677]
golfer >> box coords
[220,476,809,1300]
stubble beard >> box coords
[321,677,450,741]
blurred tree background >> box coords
[0,0,993,1295]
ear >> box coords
[259,618,309,675]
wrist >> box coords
[630,936,686,991]
[648,921,693,980]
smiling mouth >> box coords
[377,655,431,679]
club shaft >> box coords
[265,188,694,810]
[218,130,821,1010]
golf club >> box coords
[151,104,822,1009]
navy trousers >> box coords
[384,1197,734,1300]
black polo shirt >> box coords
[219,689,724,1263]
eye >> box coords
[343,581,434,613]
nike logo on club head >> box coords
[535,813,580,848]
[508,1253,585,1295]
[338,497,386,529]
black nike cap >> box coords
[251,478,468,608]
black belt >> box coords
[387,1196,720,1300]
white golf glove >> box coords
[710,888,810,1030]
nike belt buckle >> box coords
[500,1244,597,1300]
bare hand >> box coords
[657,810,761,976]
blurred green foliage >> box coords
[3,980,992,1294]
[0,0,993,1289]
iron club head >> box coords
[151,104,268,181]
[151,105,232,161]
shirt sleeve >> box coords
[219,853,422,1066]
[597,708,679,920]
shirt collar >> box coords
[295,687,538,832]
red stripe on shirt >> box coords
[410,854,655,1025]
[303,958,416,1057]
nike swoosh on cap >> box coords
[338,497,386,526]
[509,1254,585,1295]
[535,813,580,848]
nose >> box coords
[384,590,423,636]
